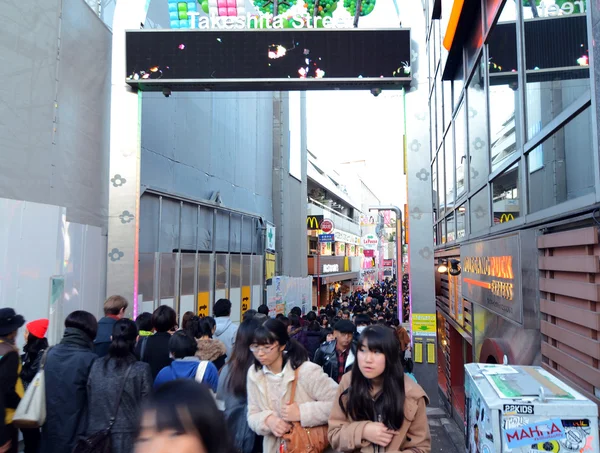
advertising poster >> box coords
[266,276,313,316]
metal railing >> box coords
[308,198,360,224]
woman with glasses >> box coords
[246,319,338,453]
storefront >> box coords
[428,0,600,421]
[308,255,360,306]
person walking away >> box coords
[84,319,152,453]
[135,312,153,337]
[135,379,233,453]
[94,295,128,358]
[41,311,98,453]
[136,305,176,380]
[0,309,25,453]
[314,320,357,383]
[192,317,227,372]
[213,299,239,359]
[20,319,49,453]
[153,331,219,393]
[328,325,431,452]
[247,319,338,453]
[216,318,263,453]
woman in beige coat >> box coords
[247,319,339,453]
[328,325,431,453]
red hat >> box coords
[27,319,49,339]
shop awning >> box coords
[313,272,360,285]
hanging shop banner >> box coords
[364,249,375,258]
[383,259,394,267]
[460,231,538,325]
[362,234,379,250]
[335,242,346,256]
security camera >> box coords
[370,88,382,97]
[162,88,171,98]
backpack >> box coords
[72,364,133,453]
[224,402,256,453]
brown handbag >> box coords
[281,368,330,453]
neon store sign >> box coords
[463,255,515,301]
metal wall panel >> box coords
[0,0,111,230]
[140,92,275,222]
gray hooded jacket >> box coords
[214,317,238,358]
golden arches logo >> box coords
[499,213,515,223]
[306,216,322,230]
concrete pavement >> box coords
[428,407,464,453]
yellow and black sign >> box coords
[494,212,516,224]
[241,286,251,317]
[306,215,324,230]
[197,292,210,317]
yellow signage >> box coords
[197,292,210,317]
[306,216,323,230]
[463,256,514,279]
[241,286,251,317]
[412,313,436,337]
[414,342,423,363]
[499,213,515,223]
[427,342,436,364]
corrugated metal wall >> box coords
[538,225,600,406]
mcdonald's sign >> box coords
[307,215,323,230]
[495,213,516,224]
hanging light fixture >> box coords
[437,259,448,274]
[449,259,462,276]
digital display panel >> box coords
[125,29,412,91]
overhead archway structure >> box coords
[107,0,413,317]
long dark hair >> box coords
[252,319,307,371]
[226,318,261,397]
[340,325,405,430]
[107,319,138,367]
[24,333,49,357]
[138,379,232,453]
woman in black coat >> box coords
[85,319,152,453]
[41,311,98,453]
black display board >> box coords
[125,28,412,91]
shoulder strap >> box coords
[288,367,300,404]
[108,363,134,429]
[195,361,209,383]
[39,347,52,369]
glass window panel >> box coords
[446,212,456,243]
[465,0,483,74]
[492,162,521,224]
[180,253,196,296]
[457,204,467,240]
[528,106,594,213]
[470,186,490,233]
[441,218,447,244]
[522,2,590,138]
[436,71,444,147]
[434,225,438,247]
[454,58,465,109]
[487,2,521,171]
[159,253,177,301]
[434,21,441,71]
[446,132,456,211]
[230,255,241,289]
[242,255,252,287]
[215,254,229,291]
[252,255,262,286]
[443,79,453,133]
[431,91,437,152]
[455,103,467,198]
[139,253,155,304]
[198,254,212,294]
[432,157,438,220]
[467,57,489,190]
[438,149,446,214]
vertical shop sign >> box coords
[241,286,251,317]
[197,292,210,317]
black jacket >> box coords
[135,332,172,380]
[41,328,97,453]
[94,317,118,358]
[85,356,152,453]
[313,340,357,383]
[0,342,20,446]
[304,330,323,362]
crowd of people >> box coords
[0,280,430,453]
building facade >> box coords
[427,0,600,422]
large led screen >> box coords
[125,29,412,91]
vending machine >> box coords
[465,363,599,453]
